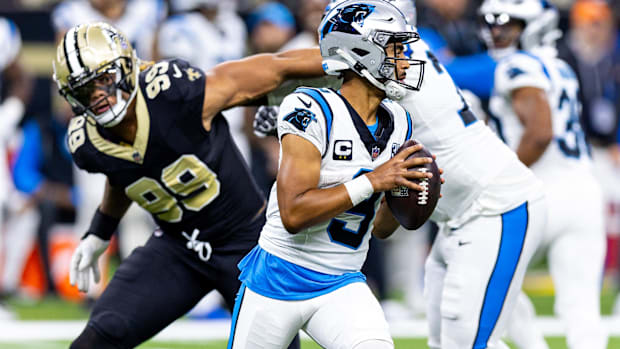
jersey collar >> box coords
[335,92,394,160]
[85,88,150,164]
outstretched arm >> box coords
[201,48,324,130]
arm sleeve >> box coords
[277,91,327,155]
[13,121,43,194]
[494,54,552,97]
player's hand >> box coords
[69,234,109,293]
[366,143,433,192]
[253,106,279,138]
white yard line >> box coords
[0,317,619,342]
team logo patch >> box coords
[333,140,353,160]
[507,67,525,79]
[283,108,317,132]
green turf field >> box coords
[2,281,618,348]
[1,337,619,349]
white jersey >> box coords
[0,18,21,72]
[157,10,246,70]
[489,49,592,184]
[51,0,166,59]
[401,40,542,226]
[0,17,22,206]
[259,87,413,275]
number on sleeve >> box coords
[67,116,86,153]
[145,61,171,99]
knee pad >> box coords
[354,339,394,349]
[70,325,118,349]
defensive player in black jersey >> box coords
[53,22,323,349]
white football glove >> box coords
[253,105,279,138]
[69,234,109,293]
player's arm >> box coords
[99,179,133,219]
[278,135,432,234]
[200,48,324,130]
[372,199,400,239]
[511,86,553,166]
[70,179,132,292]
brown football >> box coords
[385,139,441,230]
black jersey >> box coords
[67,59,265,244]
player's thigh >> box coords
[304,282,393,349]
[229,285,303,349]
[440,201,544,349]
[89,236,210,347]
[424,232,447,349]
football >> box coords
[385,139,441,230]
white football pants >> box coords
[425,199,546,349]
[229,281,393,349]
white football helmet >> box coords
[325,0,416,26]
[53,22,139,127]
[479,0,561,56]
[319,0,424,100]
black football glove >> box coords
[253,106,279,138]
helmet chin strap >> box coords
[336,48,408,101]
[93,61,140,128]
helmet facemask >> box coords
[319,1,425,100]
[53,22,140,128]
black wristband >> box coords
[83,208,120,241]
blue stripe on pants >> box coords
[473,202,529,349]
[227,284,246,349]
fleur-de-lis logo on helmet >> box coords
[52,22,139,128]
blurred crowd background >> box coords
[0,0,618,323]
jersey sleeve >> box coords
[494,53,551,97]
[140,59,206,118]
[277,90,328,156]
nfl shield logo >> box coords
[371,146,380,159]
[132,151,142,163]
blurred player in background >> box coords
[0,16,33,318]
[51,0,166,259]
[255,0,547,347]
[480,0,608,348]
[157,0,250,164]
[230,2,435,348]
[53,22,322,348]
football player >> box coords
[0,16,32,319]
[53,22,324,349]
[229,2,435,348]
[254,1,548,348]
[481,0,607,348]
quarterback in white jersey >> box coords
[230,2,435,348]
[253,1,546,347]
[482,1,607,348]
